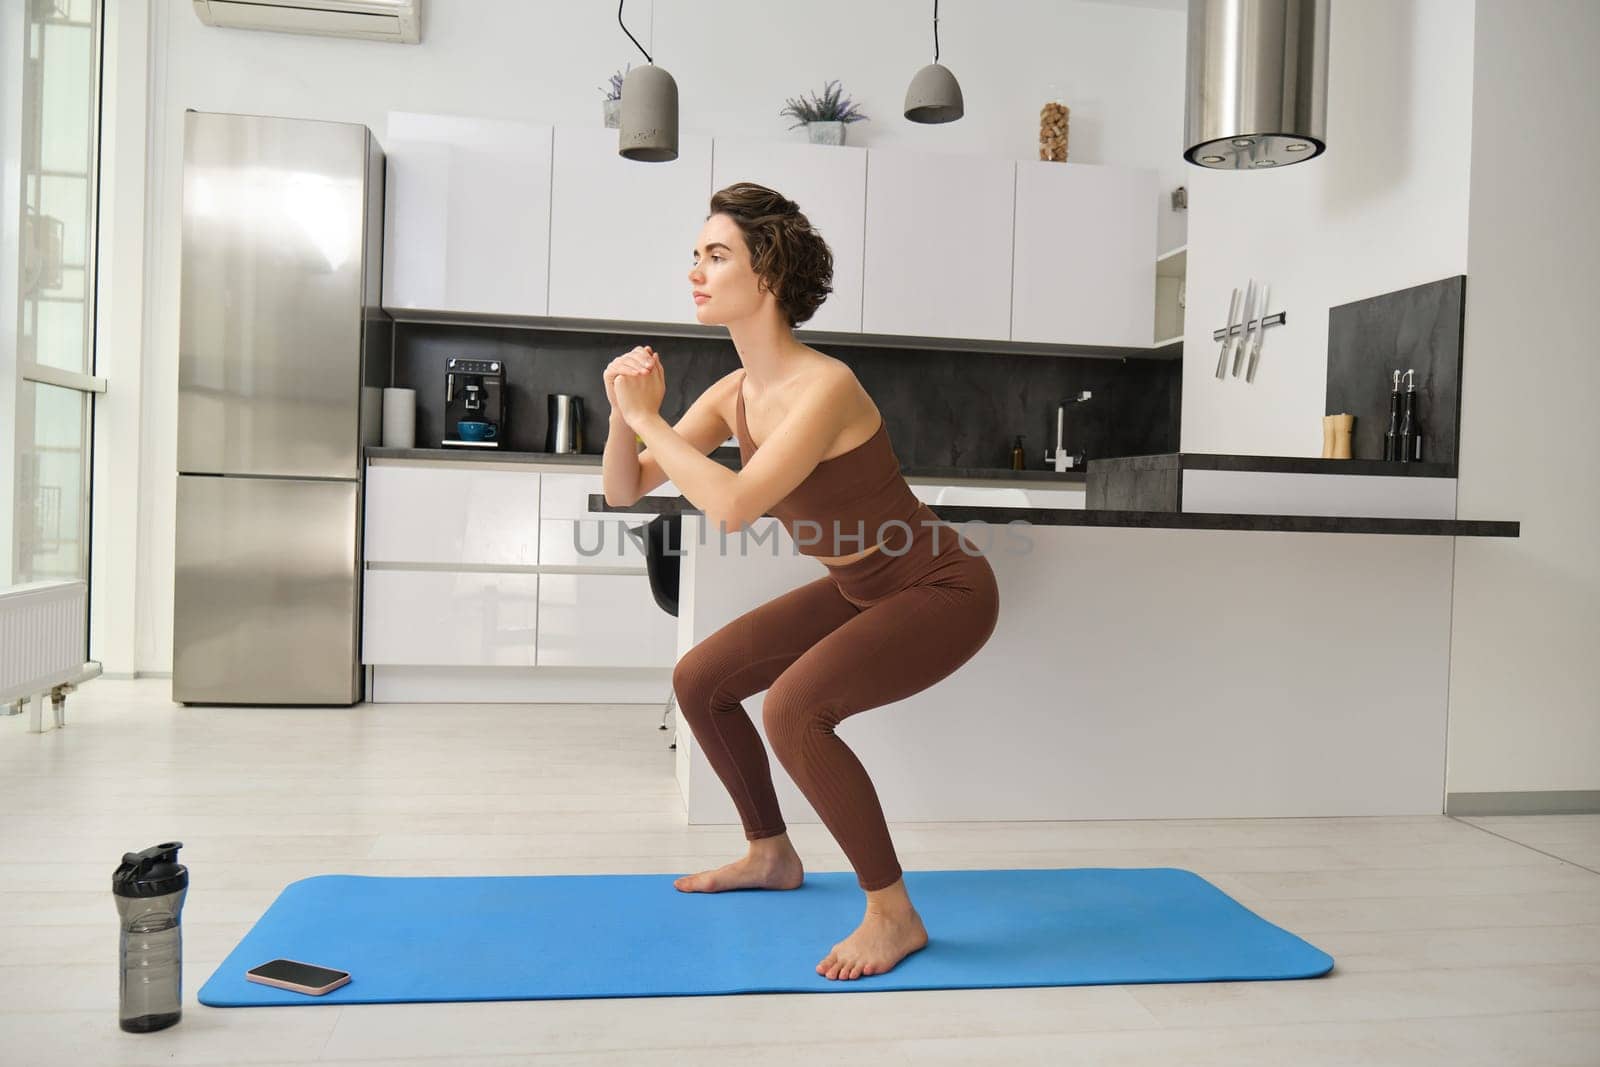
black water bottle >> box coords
[113,842,188,1033]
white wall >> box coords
[107,0,1189,674]
[1174,0,1599,801]
[1446,0,1600,797]
[88,0,150,673]
[1179,0,1475,458]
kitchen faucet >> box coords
[1045,391,1094,471]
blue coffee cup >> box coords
[456,420,498,442]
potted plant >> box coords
[600,64,629,129]
[780,79,868,145]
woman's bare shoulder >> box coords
[710,367,747,406]
[705,369,745,436]
[726,353,861,415]
[814,355,871,408]
[710,367,744,392]
[796,351,861,392]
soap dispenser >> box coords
[1010,435,1025,471]
[1397,368,1422,463]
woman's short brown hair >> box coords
[707,183,833,327]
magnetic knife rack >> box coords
[1212,283,1286,382]
[1212,310,1286,340]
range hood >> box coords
[1184,0,1330,170]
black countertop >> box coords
[585,494,1519,538]
[366,446,1087,484]
[367,446,1516,536]
[1088,452,1458,478]
[369,446,1455,483]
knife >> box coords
[1245,282,1271,382]
[1214,287,1241,379]
[1232,280,1257,377]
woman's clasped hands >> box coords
[603,345,665,429]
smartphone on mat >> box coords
[245,958,351,996]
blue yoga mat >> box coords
[198,868,1333,1005]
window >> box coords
[5,0,104,591]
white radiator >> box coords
[1,581,92,721]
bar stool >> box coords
[632,513,682,748]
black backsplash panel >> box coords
[392,323,1181,471]
[1326,275,1465,470]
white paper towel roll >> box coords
[381,388,416,449]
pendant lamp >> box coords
[616,0,679,162]
[904,0,963,124]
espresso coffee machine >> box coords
[443,356,507,448]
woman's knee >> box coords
[760,677,834,761]
[672,642,729,714]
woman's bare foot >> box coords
[673,833,805,893]
[816,878,929,980]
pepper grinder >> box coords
[1322,413,1354,459]
[1332,413,1354,459]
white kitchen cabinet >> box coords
[365,464,540,565]
[362,461,675,677]
[547,127,713,325]
[1011,161,1158,347]
[538,471,669,567]
[711,138,867,333]
[540,518,650,567]
[382,113,553,317]
[535,572,677,667]
[363,569,539,666]
[378,116,1157,348]
[539,471,611,519]
[862,148,1015,342]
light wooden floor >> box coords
[2,679,1596,1065]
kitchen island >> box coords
[359,448,1086,706]
[588,489,1517,826]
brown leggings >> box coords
[672,515,1000,891]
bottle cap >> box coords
[113,842,188,898]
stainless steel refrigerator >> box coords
[173,111,389,705]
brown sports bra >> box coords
[734,371,929,559]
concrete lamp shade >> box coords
[904,62,964,124]
[619,64,679,162]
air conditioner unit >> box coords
[192,0,421,44]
